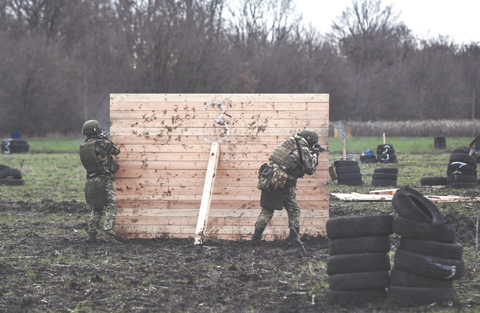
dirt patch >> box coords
[0,200,478,312]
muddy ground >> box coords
[1,198,479,312]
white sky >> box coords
[295,0,480,45]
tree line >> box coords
[0,0,479,137]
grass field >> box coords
[1,137,480,311]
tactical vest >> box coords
[269,137,305,178]
[79,140,108,174]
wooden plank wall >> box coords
[110,94,329,241]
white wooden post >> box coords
[194,142,220,245]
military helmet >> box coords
[298,129,318,146]
[82,120,102,136]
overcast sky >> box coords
[295,0,480,45]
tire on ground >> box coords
[326,214,394,239]
[327,252,391,276]
[0,168,22,179]
[326,289,387,303]
[333,160,359,167]
[394,249,464,280]
[393,216,456,243]
[335,166,361,174]
[392,186,445,224]
[449,153,477,167]
[388,286,457,304]
[329,236,390,255]
[421,177,448,186]
[374,167,399,174]
[390,268,454,288]
[336,173,362,181]
[328,271,390,290]
[399,238,463,259]
[371,179,397,187]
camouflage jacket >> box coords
[269,135,317,179]
[84,137,120,179]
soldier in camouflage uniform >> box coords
[252,129,319,244]
[79,120,121,244]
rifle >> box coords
[310,143,329,166]
[98,131,110,140]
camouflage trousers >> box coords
[254,185,300,230]
[87,176,117,236]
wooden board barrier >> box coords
[111,94,329,240]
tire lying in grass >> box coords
[390,268,454,288]
[329,236,390,255]
[388,286,457,304]
[447,174,477,183]
[0,179,25,186]
[337,179,364,186]
[452,146,470,154]
[374,167,399,174]
[336,173,362,181]
[0,164,10,171]
[335,166,360,174]
[393,216,456,243]
[327,252,391,276]
[372,173,397,181]
[392,186,445,224]
[449,153,477,167]
[399,238,463,259]
[326,289,387,303]
[420,177,448,186]
[377,154,397,163]
[394,249,464,280]
[446,168,477,176]
[360,155,377,163]
[371,179,397,187]
[0,168,22,179]
[333,160,359,167]
[447,162,475,171]
[326,214,394,239]
[328,271,390,290]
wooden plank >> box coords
[195,142,220,244]
[110,93,329,104]
[331,192,480,203]
[110,101,329,112]
[369,189,399,195]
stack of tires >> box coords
[1,139,29,154]
[447,149,477,188]
[389,187,463,304]
[377,144,397,163]
[372,167,398,187]
[0,164,25,185]
[334,160,363,186]
[325,214,394,303]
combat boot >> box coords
[87,233,96,243]
[105,233,122,244]
[251,227,265,242]
[289,227,302,245]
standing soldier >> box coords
[253,129,321,244]
[79,120,121,244]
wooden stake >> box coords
[342,137,346,160]
[383,133,385,145]
[194,142,220,245]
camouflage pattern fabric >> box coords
[84,137,120,179]
[87,176,117,236]
[254,185,300,230]
[269,135,317,179]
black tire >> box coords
[448,182,477,189]
[421,177,448,186]
[371,179,397,187]
[392,186,445,224]
[377,154,397,163]
[326,214,394,239]
[449,153,477,167]
[329,271,390,290]
[334,160,359,167]
[377,148,396,155]
[327,252,391,276]
[335,166,360,174]
[448,162,475,171]
[338,179,364,186]
[0,168,22,179]
[0,164,10,171]
[360,155,376,161]
[336,173,362,181]
[452,146,470,154]
[447,168,477,176]
[393,216,456,243]
[388,286,457,304]
[0,179,25,186]
[326,289,387,303]
[394,249,464,280]
[390,268,454,288]
[374,167,399,174]
[329,236,390,255]
[447,174,477,183]
[362,158,378,163]
[372,173,397,180]
[399,238,463,259]
[377,144,394,149]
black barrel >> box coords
[434,137,446,149]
